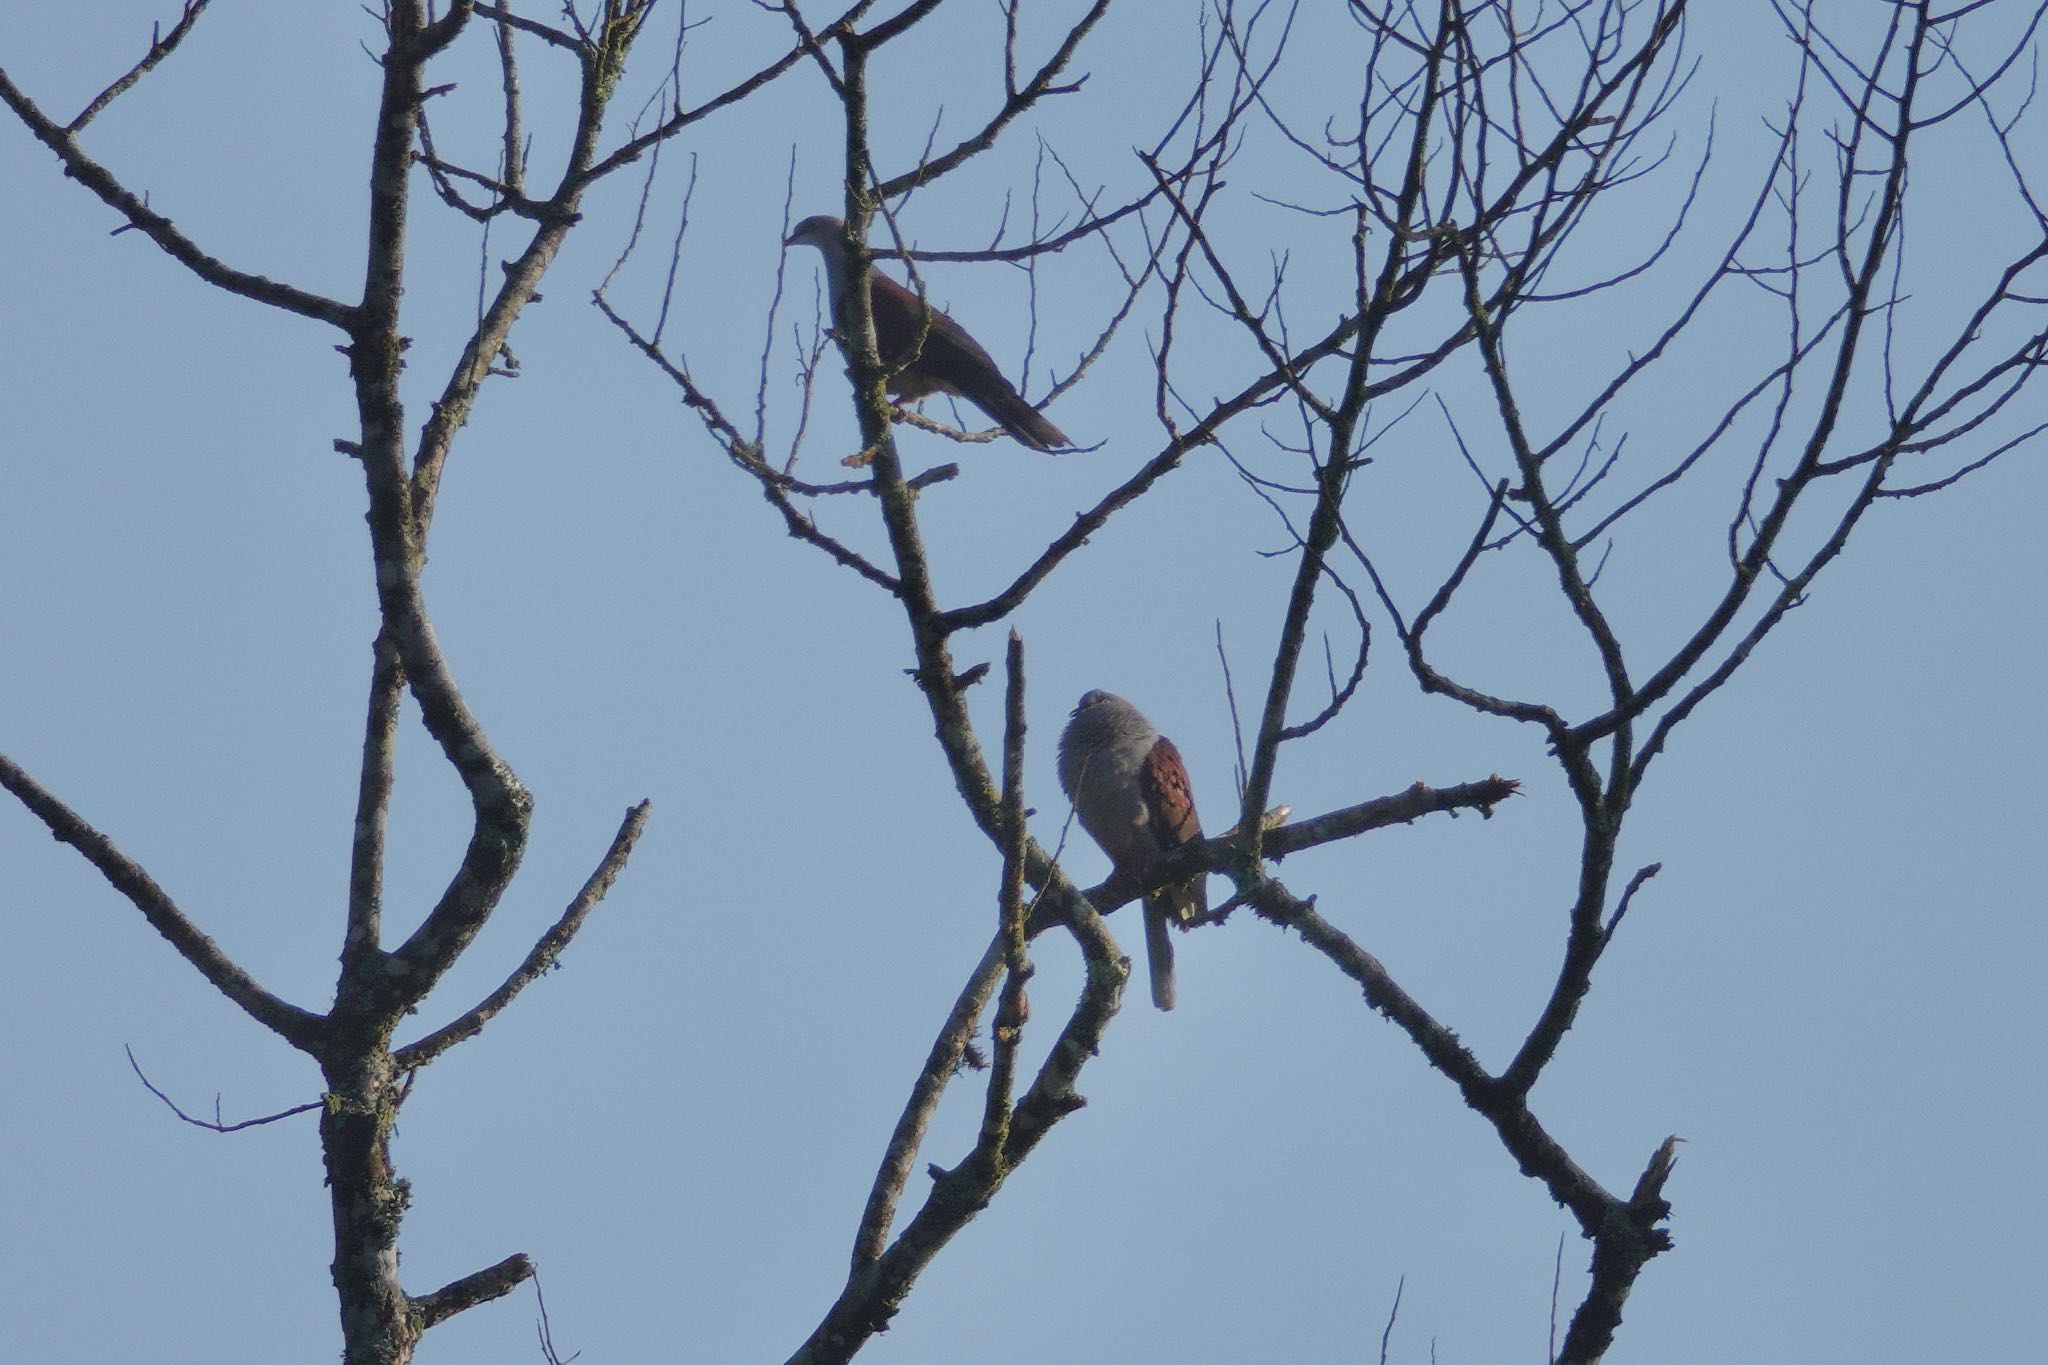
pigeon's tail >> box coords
[1142,895,1178,1011]
[970,378,1071,452]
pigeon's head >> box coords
[1071,689,1127,718]
[784,215,848,252]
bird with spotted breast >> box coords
[1057,690,1207,1011]
[783,214,1070,452]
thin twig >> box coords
[66,0,215,132]
[124,1046,320,1133]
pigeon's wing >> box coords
[867,271,1069,450]
[1141,736,1203,850]
[1139,736,1204,923]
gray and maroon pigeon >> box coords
[1057,690,1207,1011]
[784,215,1070,452]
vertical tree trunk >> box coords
[320,1045,414,1365]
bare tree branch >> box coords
[0,67,355,328]
[410,1253,536,1331]
[393,801,652,1072]
[64,0,214,132]
[0,752,324,1050]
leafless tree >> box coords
[608,1,2047,1361]
[4,1,2042,1363]
[1,2,809,1360]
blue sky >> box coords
[3,3,2044,1362]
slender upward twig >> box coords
[65,0,215,132]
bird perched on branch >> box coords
[1058,690,1207,1011]
[783,214,1071,452]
